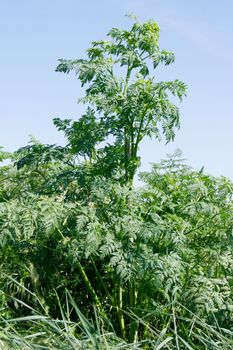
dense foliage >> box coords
[0,17,233,349]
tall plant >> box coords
[4,17,232,348]
[55,17,187,184]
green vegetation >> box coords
[0,17,233,349]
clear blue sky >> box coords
[1,0,233,180]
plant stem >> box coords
[76,260,103,312]
[123,64,132,184]
[116,284,126,339]
[128,281,138,343]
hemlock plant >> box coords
[0,17,233,348]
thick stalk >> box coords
[91,259,115,305]
[76,260,103,312]
[128,281,138,343]
[116,284,126,339]
[133,93,156,173]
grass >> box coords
[0,292,233,350]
